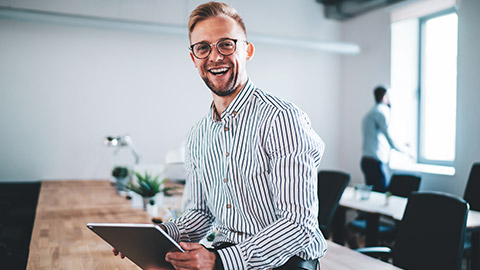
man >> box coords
[361,86,409,192]
[116,2,326,269]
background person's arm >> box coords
[375,107,409,154]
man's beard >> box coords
[202,65,238,97]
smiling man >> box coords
[162,2,327,269]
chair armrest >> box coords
[355,246,392,261]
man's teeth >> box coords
[209,68,229,75]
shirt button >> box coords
[224,126,229,131]
[238,232,243,236]
[232,111,237,116]
[226,152,230,157]
[223,178,227,183]
[226,204,231,209]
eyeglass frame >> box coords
[189,38,249,59]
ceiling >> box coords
[317,0,407,20]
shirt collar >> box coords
[376,103,390,112]
[208,79,256,122]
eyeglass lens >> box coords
[192,39,236,59]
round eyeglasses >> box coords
[189,38,247,59]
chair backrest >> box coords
[387,174,421,198]
[392,192,469,270]
[464,162,480,211]
[317,170,350,238]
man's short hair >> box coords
[374,86,388,103]
[188,1,247,41]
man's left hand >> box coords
[165,242,216,270]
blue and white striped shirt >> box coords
[163,79,327,269]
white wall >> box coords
[0,0,344,181]
[340,0,480,196]
[339,8,392,186]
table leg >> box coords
[332,206,346,245]
[472,231,480,270]
[365,213,380,247]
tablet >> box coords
[87,223,184,270]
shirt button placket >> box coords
[223,118,232,214]
[224,124,230,157]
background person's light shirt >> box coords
[163,79,327,269]
[362,103,401,163]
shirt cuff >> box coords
[162,222,180,243]
[216,245,246,270]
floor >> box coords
[0,181,40,270]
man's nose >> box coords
[209,45,224,61]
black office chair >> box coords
[317,170,350,238]
[462,162,480,269]
[464,162,480,211]
[347,174,421,246]
[0,182,40,269]
[386,174,422,197]
[357,191,469,270]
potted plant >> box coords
[128,171,175,210]
[112,166,131,192]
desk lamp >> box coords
[104,135,140,165]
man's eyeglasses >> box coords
[189,38,247,59]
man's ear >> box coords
[190,51,199,68]
[245,42,255,61]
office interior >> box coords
[1,0,479,268]
[2,0,479,195]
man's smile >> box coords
[208,67,230,76]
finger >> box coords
[166,251,191,262]
[113,248,126,259]
[179,242,192,250]
[179,242,203,251]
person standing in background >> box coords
[361,85,411,192]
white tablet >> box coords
[87,223,184,270]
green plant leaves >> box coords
[128,171,167,197]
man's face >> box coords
[189,16,253,97]
[383,92,391,107]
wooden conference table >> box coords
[27,180,400,269]
[333,186,480,269]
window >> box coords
[390,8,457,172]
[419,11,458,165]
